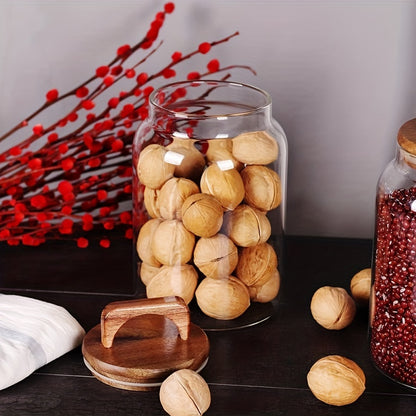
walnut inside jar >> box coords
[223,204,271,247]
[136,144,175,189]
[136,218,162,267]
[193,233,238,279]
[195,276,250,320]
[236,242,278,287]
[146,264,198,305]
[204,139,243,171]
[181,193,223,238]
[241,165,281,211]
[200,163,245,211]
[232,131,278,165]
[151,219,195,266]
[143,186,160,218]
[158,177,199,220]
[166,138,206,182]
[248,269,281,303]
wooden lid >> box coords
[397,118,416,155]
[82,297,209,391]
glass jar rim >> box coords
[149,80,272,119]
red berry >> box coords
[46,89,59,102]
[198,42,211,54]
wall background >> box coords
[1,0,415,239]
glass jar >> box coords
[132,80,287,330]
[371,118,416,387]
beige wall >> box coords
[1,0,415,238]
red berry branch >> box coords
[0,2,255,248]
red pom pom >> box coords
[121,103,135,117]
[111,139,124,152]
[125,228,133,239]
[61,205,72,215]
[10,146,22,156]
[125,68,136,78]
[164,2,175,13]
[171,51,182,62]
[100,238,111,248]
[77,238,89,248]
[59,143,69,154]
[32,124,44,135]
[46,89,59,102]
[28,158,42,170]
[187,71,200,80]
[108,97,120,108]
[61,158,74,171]
[111,65,123,76]
[88,157,101,168]
[117,44,131,57]
[48,133,58,143]
[30,195,47,209]
[120,211,132,224]
[143,86,154,96]
[68,112,78,122]
[97,189,108,201]
[207,59,220,73]
[104,220,115,230]
[198,42,211,54]
[163,68,176,79]
[76,86,89,98]
[82,100,95,110]
[136,72,148,86]
[103,75,114,87]
[82,213,94,224]
[96,65,109,78]
[58,181,73,195]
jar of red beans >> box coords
[371,118,416,388]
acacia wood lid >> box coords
[82,296,209,391]
[397,118,416,155]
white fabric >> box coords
[0,294,85,390]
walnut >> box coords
[232,131,278,165]
[223,204,271,247]
[236,243,278,287]
[200,163,245,210]
[158,177,199,220]
[136,144,175,189]
[166,138,206,182]
[310,286,356,330]
[146,264,198,305]
[181,193,223,238]
[143,186,160,218]
[350,268,371,306]
[195,276,250,320]
[193,233,238,279]
[205,139,243,171]
[151,219,195,266]
[159,369,211,416]
[136,218,162,267]
[248,269,280,303]
[241,165,281,211]
[139,262,161,286]
[307,355,366,406]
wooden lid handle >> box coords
[100,296,190,348]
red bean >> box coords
[371,187,416,387]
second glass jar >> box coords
[132,80,287,329]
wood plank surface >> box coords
[1,235,416,415]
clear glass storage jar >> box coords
[132,80,287,329]
[371,118,416,387]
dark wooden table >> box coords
[1,235,416,415]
